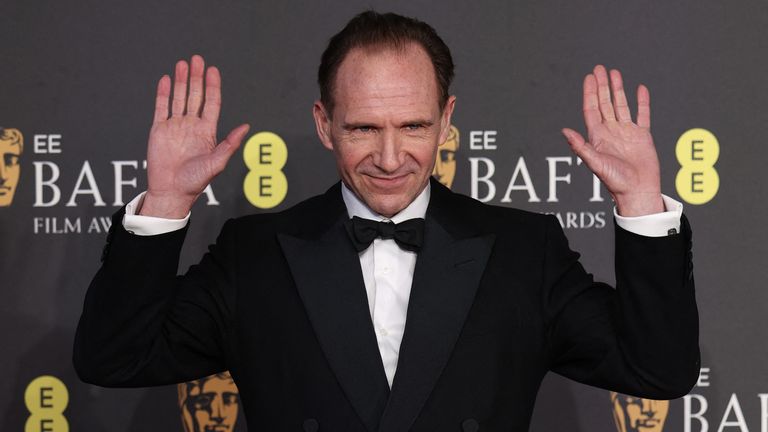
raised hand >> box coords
[141,55,249,218]
[562,65,664,216]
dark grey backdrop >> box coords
[1,0,766,430]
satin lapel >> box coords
[377,215,495,432]
[278,212,390,432]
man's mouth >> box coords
[636,418,660,428]
[365,173,410,188]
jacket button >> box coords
[462,418,479,432]
[303,418,319,432]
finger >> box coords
[593,65,616,121]
[187,55,205,116]
[153,75,171,124]
[562,128,599,169]
[202,66,222,123]
[171,60,189,117]
[609,69,632,123]
[211,124,250,173]
[582,74,602,130]
[637,84,651,129]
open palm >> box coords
[143,55,249,218]
[563,65,664,216]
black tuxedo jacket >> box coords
[74,179,699,432]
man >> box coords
[178,371,240,432]
[0,127,23,207]
[74,11,699,432]
[432,125,459,188]
[610,392,669,432]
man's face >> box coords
[611,393,669,432]
[183,375,239,432]
[432,125,459,188]
[314,44,455,217]
[0,129,23,207]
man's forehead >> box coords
[202,377,236,390]
[0,138,21,151]
[441,137,459,151]
[339,48,434,84]
[332,44,441,117]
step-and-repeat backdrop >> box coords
[2,0,766,430]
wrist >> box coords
[139,191,195,219]
[614,191,665,217]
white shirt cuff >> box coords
[122,191,190,236]
[613,194,683,237]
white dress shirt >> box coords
[340,182,430,387]
[122,185,682,388]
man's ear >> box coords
[438,95,457,146]
[313,101,334,151]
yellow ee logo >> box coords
[675,128,719,205]
[243,131,288,209]
[24,375,68,432]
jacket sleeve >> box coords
[73,208,238,387]
[544,214,699,399]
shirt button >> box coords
[378,327,388,336]
[382,266,390,274]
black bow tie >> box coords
[345,216,425,252]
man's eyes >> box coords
[350,124,425,133]
[3,154,19,167]
[191,394,214,408]
[623,396,641,404]
[223,392,239,405]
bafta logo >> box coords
[611,392,669,432]
[0,128,23,207]
[178,371,240,432]
[432,125,459,189]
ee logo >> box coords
[25,375,68,432]
[675,128,719,205]
[243,131,288,209]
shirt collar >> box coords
[341,181,430,223]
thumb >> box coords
[562,128,598,168]
[211,123,250,172]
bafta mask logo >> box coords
[432,125,459,189]
[611,392,669,432]
[0,128,23,207]
[178,371,240,432]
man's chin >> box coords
[353,183,423,217]
[203,425,231,432]
[634,419,662,431]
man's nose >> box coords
[641,399,656,416]
[374,130,403,173]
[433,156,444,176]
[210,397,225,421]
